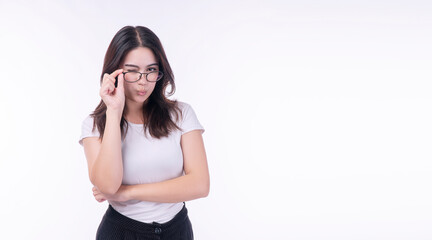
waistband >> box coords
[103,202,188,234]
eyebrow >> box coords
[124,63,158,69]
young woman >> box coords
[78,26,209,240]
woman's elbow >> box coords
[199,178,210,198]
[90,176,121,195]
[100,184,121,196]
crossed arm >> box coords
[88,129,210,203]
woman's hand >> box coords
[92,185,131,203]
[99,69,125,113]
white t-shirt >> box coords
[78,101,205,223]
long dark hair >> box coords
[90,26,183,140]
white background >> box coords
[0,0,431,239]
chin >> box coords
[135,97,148,103]
[139,96,150,103]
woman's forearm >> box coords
[126,173,210,203]
[90,108,124,195]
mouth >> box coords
[137,91,146,96]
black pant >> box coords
[96,203,194,240]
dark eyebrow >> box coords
[124,63,159,69]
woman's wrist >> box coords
[106,108,123,121]
[124,185,134,201]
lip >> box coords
[138,91,146,96]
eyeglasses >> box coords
[122,71,164,83]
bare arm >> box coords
[83,69,125,195]
[84,109,123,195]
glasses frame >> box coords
[122,70,164,83]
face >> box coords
[120,47,159,108]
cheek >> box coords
[123,85,134,96]
[148,84,156,93]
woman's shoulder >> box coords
[80,114,99,132]
[176,100,191,109]
[81,114,95,125]
[174,100,194,115]
[171,100,194,124]
[173,100,204,134]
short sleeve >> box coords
[179,102,205,135]
[78,115,100,146]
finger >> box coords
[109,69,124,78]
[101,83,115,95]
[102,73,113,86]
[95,196,104,202]
[100,85,111,97]
[116,70,125,91]
[93,188,100,195]
[95,194,107,202]
[109,69,124,90]
[103,74,117,85]
[94,192,105,201]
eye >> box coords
[147,67,158,72]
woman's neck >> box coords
[124,101,146,124]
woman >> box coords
[78,25,209,240]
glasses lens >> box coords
[147,71,163,82]
[124,72,141,82]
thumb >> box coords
[116,69,125,91]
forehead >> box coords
[122,47,157,67]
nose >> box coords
[137,75,148,85]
